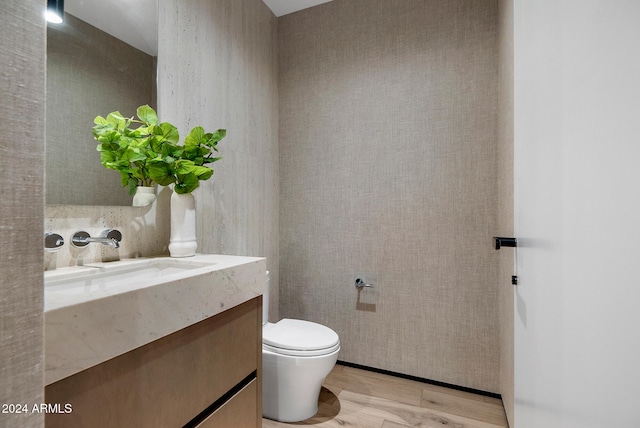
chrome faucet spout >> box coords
[71,229,122,249]
[84,236,120,248]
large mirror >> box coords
[46,0,158,206]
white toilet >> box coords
[262,272,340,422]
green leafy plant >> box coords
[93,105,225,195]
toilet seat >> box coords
[263,319,340,357]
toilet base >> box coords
[262,347,339,422]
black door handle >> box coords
[494,237,517,250]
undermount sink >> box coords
[45,257,216,310]
[44,254,266,386]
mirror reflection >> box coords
[45,0,157,206]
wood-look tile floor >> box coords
[262,365,509,428]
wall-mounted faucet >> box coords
[71,229,122,249]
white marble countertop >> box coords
[44,254,265,385]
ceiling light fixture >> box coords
[45,0,64,24]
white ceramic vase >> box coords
[132,186,157,207]
[169,191,197,257]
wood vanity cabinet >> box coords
[45,297,262,428]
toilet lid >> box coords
[263,319,340,355]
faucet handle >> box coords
[101,229,122,242]
[101,229,122,248]
[44,233,65,252]
[71,231,91,248]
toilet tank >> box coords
[263,271,270,325]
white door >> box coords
[513,0,640,427]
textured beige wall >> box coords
[498,0,514,424]
[0,1,45,427]
[157,0,280,318]
[46,13,156,206]
[279,0,500,392]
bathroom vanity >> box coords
[43,255,265,428]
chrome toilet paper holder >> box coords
[355,278,374,289]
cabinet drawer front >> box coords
[195,379,258,428]
[46,298,260,428]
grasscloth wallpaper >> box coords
[0,1,45,426]
[158,0,280,314]
[279,0,500,392]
